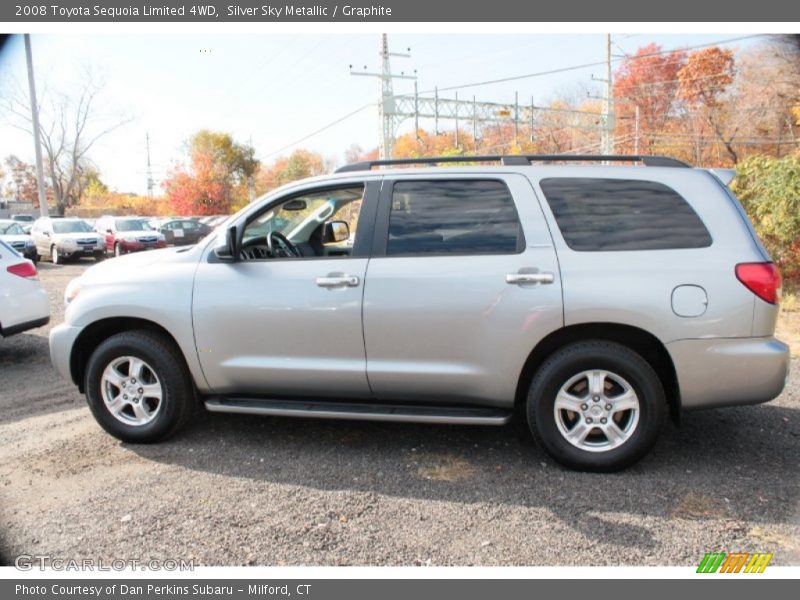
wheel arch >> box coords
[70,317,192,393]
[515,322,681,424]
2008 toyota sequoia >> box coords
[49,155,790,471]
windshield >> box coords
[0,222,25,235]
[116,219,153,232]
[53,220,92,234]
[12,215,34,222]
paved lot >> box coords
[1,261,798,566]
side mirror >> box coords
[214,224,242,262]
[323,220,350,244]
[106,229,113,234]
[43,230,50,237]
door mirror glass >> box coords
[323,220,350,243]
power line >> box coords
[263,103,376,158]
[419,35,764,95]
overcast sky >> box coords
[0,33,763,195]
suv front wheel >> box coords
[527,340,665,472]
[85,330,195,443]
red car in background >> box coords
[94,216,167,257]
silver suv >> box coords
[49,155,790,471]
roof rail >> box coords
[335,154,691,173]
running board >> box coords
[204,397,512,426]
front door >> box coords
[192,181,379,398]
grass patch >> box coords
[412,453,476,482]
[671,491,729,520]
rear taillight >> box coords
[735,262,782,305]
[6,261,38,279]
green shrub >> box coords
[732,154,800,281]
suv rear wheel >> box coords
[85,330,195,443]
[527,340,665,471]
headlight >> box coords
[64,278,81,305]
[61,238,77,248]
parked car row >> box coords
[0,214,228,264]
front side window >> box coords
[387,179,522,256]
[0,222,25,235]
[240,185,364,260]
[539,178,712,251]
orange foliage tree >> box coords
[164,130,257,215]
[614,44,686,153]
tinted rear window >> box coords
[388,180,522,256]
[539,178,712,251]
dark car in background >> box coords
[158,218,211,246]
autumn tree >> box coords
[255,149,328,194]
[678,47,739,163]
[164,130,258,215]
[614,44,686,153]
[3,155,42,206]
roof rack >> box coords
[335,154,691,173]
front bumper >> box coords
[119,239,167,252]
[667,337,790,410]
[49,322,83,383]
[59,243,105,257]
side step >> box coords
[204,397,512,426]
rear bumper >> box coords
[667,337,790,410]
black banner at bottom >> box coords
[2,579,797,600]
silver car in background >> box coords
[49,155,790,471]
[30,217,106,264]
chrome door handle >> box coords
[315,275,360,288]
[506,272,555,285]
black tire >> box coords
[84,330,195,443]
[114,243,122,257]
[527,340,665,472]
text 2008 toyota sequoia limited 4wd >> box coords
[49,155,790,471]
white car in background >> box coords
[0,219,38,263]
[0,240,49,337]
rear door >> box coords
[362,173,563,407]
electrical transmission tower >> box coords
[350,34,416,159]
[146,132,154,197]
[352,34,606,158]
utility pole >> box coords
[248,135,255,203]
[350,34,416,159]
[634,105,640,154]
[146,132,154,197]
[601,33,615,155]
[24,34,48,217]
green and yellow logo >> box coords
[697,552,773,573]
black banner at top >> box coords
[2,0,800,22]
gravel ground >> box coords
[1,261,798,566]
